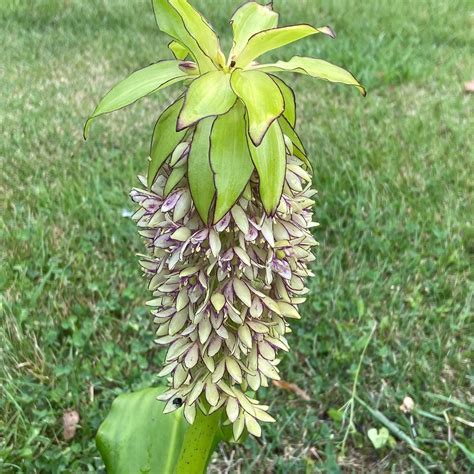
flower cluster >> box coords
[131,148,318,439]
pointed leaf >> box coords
[178,71,237,130]
[148,97,186,188]
[252,56,366,96]
[188,117,215,223]
[235,24,335,68]
[168,41,189,60]
[164,166,186,196]
[152,0,215,72]
[231,69,284,145]
[248,120,286,214]
[210,102,254,222]
[229,1,279,60]
[169,0,223,68]
[84,60,191,138]
[271,75,296,128]
[278,116,313,171]
[278,115,306,155]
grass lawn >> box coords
[1,0,473,471]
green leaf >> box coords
[152,0,215,72]
[164,165,187,196]
[169,0,224,68]
[178,71,237,130]
[210,102,254,223]
[271,75,296,128]
[168,40,190,60]
[97,387,227,474]
[84,60,191,138]
[278,116,313,172]
[252,56,366,96]
[235,24,335,68]
[229,1,279,61]
[188,117,216,223]
[248,120,286,214]
[367,427,391,450]
[231,69,284,146]
[96,387,188,474]
[148,98,186,188]
[278,116,306,154]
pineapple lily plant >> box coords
[86,0,364,470]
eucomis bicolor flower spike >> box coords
[86,0,365,438]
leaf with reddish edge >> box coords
[248,120,286,215]
[271,75,297,128]
[231,69,284,146]
[148,97,186,188]
[210,102,254,223]
[188,117,216,223]
[178,71,236,130]
[235,24,335,68]
[84,60,192,138]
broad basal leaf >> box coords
[152,0,215,72]
[248,120,286,214]
[235,24,335,68]
[148,97,186,188]
[169,0,224,68]
[96,387,188,474]
[168,40,189,60]
[178,71,236,130]
[271,75,296,128]
[188,117,216,223]
[231,69,284,146]
[84,60,192,138]
[210,102,254,222]
[229,1,279,61]
[252,56,366,96]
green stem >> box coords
[174,407,223,474]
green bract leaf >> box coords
[152,0,215,72]
[168,40,189,60]
[278,116,306,154]
[188,117,216,223]
[235,24,335,68]
[229,1,279,61]
[96,387,188,474]
[84,60,192,138]
[148,98,186,188]
[271,75,296,128]
[164,165,186,196]
[178,71,237,130]
[278,116,313,172]
[210,102,254,223]
[248,120,286,214]
[252,56,366,96]
[169,0,224,68]
[231,69,284,146]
